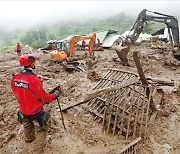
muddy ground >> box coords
[0,42,180,154]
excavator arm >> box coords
[49,33,96,62]
[69,33,96,56]
[114,9,180,65]
[129,9,179,46]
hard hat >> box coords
[19,54,37,66]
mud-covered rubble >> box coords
[0,41,180,153]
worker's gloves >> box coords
[54,90,60,98]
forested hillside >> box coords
[0,12,165,50]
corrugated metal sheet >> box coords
[46,40,57,44]
[56,39,69,43]
[101,34,120,47]
[96,30,109,43]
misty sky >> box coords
[0,0,180,30]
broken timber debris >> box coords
[119,137,142,154]
[86,69,153,139]
[133,51,148,86]
[133,51,156,111]
[62,76,139,112]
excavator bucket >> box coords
[113,45,130,66]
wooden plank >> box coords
[133,86,143,139]
[133,51,155,111]
[107,68,138,77]
[119,92,132,136]
[145,88,152,138]
[126,86,136,139]
[133,51,148,86]
[107,108,112,134]
[119,137,142,153]
[147,78,174,86]
[93,70,112,90]
[139,87,147,137]
[85,77,139,102]
[113,95,126,135]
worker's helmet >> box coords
[19,54,37,66]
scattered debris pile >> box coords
[86,69,152,140]
[0,37,180,153]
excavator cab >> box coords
[49,40,69,62]
[56,40,70,55]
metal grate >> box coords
[93,69,137,90]
[87,69,152,139]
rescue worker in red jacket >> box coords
[11,54,59,151]
[16,43,22,56]
[97,39,101,47]
[81,40,86,50]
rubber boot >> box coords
[23,118,35,143]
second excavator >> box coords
[50,33,96,62]
[114,9,180,65]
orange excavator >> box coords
[50,33,96,61]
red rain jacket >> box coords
[16,44,21,51]
[11,69,56,115]
[82,40,86,46]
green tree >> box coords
[31,40,44,49]
[48,33,56,40]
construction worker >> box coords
[10,54,60,152]
[16,43,22,56]
[81,40,86,50]
[97,39,101,47]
